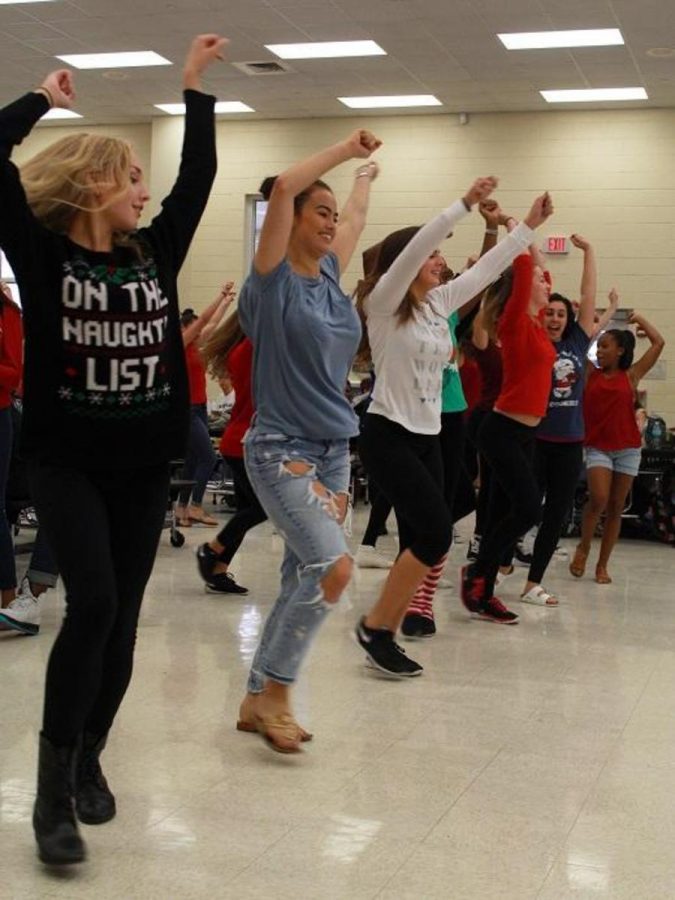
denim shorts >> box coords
[585,446,642,478]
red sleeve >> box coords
[498,253,533,335]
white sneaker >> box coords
[355,545,393,569]
[553,544,569,560]
[0,578,41,635]
[495,566,515,589]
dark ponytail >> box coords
[258,175,333,213]
[606,328,635,369]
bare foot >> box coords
[595,565,612,584]
[237,694,312,745]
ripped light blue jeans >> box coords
[243,428,351,692]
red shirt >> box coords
[0,296,23,409]
[494,254,556,419]
[584,368,641,451]
[185,342,207,405]
[469,341,502,411]
[219,338,254,459]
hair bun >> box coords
[259,176,277,201]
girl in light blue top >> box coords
[237,130,381,753]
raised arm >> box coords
[471,301,490,351]
[593,287,619,338]
[0,69,74,267]
[456,199,505,322]
[200,283,236,342]
[570,233,597,336]
[628,313,665,385]
[331,161,379,273]
[432,192,553,314]
[182,283,235,347]
[254,130,381,276]
[369,177,497,316]
[143,35,227,272]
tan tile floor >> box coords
[2,507,674,899]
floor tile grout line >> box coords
[533,655,661,898]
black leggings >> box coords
[528,440,584,584]
[359,414,451,567]
[28,460,169,746]
[472,412,541,590]
[362,478,392,547]
[440,411,476,526]
[467,408,492,537]
[215,456,267,564]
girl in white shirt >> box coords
[354,180,551,677]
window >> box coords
[243,195,267,272]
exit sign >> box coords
[544,236,569,254]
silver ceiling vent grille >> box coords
[232,61,293,75]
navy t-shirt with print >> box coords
[538,322,591,442]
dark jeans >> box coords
[178,404,217,507]
[28,460,169,746]
[215,456,267,564]
[528,439,584,584]
[0,407,15,590]
[359,414,451,567]
[471,412,541,592]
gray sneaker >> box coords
[0,578,41,635]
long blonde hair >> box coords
[20,133,133,234]
[201,309,246,379]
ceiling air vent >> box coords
[232,60,293,75]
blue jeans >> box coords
[244,429,351,692]
[178,404,217,506]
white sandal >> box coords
[520,585,559,606]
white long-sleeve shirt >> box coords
[364,199,534,434]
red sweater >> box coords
[584,368,641,451]
[219,338,254,459]
[494,254,556,418]
[185,341,207,405]
[0,295,22,409]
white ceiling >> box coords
[1,0,675,124]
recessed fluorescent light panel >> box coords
[499,29,624,50]
[266,40,385,60]
[41,108,83,119]
[541,87,648,103]
[155,101,254,115]
[0,0,56,3]
[339,94,442,109]
[57,51,171,69]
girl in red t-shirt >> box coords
[571,314,664,584]
[177,283,235,526]
[198,314,267,597]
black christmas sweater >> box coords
[0,89,216,469]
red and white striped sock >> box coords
[406,555,447,620]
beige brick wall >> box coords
[17,108,675,420]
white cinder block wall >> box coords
[17,109,675,420]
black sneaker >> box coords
[460,565,486,614]
[474,596,519,625]
[466,534,481,563]
[196,543,218,583]
[355,617,423,677]
[401,613,436,639]
[205,572,249,595]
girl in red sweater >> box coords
[571,314,664,583]
[460,195,555,623]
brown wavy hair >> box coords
[355,226,428,367]
[481,266,515,340]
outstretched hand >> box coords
[344,129,382,159]
[523,191,554,229]
[479,198,503,228]
[464,176,498,208]
[570,233,591,251]
[184,34,229,86]
[39,70,75,108]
